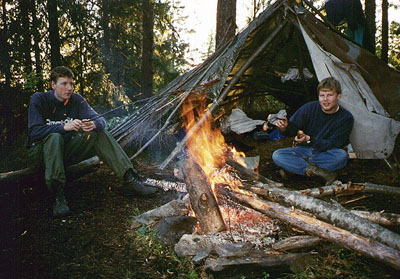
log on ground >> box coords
[0,156,100,187]
[224,189,400,270]
[243,184,400,251]
[298,182,400,197]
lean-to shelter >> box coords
[111,0,400,163]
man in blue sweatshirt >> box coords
[272,77,354,185]
[27,66,157,217]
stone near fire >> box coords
[155,216,198,246]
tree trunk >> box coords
[20,0,33,74]
[47,0,62,68]
[364,0,376,54]
[225,190,400,270]
[141,0,154,98]
[381,0,389,63]
[1,0,12,87]
[244,184,400,251]
[216,0,237,50]
[31,0,43,91]
[182,157,226,233]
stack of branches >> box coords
[110,38,234,155]
[220,159,400,270]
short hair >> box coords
[317,77,341,94]
[50,66,74,83]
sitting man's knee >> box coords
[272,150,281,162]
[335,149,349,163]
[46,133,64,142]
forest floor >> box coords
[1,136,400,279]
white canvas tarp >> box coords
[299,21,400,159]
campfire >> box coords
[134,93,400,273]
[181,93,278,235]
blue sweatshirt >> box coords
[282,101,354,152]
[26,91,106,147]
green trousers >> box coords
[28,130,134,190]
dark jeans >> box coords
[28,130,133,190]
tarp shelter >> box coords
[111,0,400,164]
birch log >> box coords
[298,182,400,197]
[182,158,226,233]
[246,185,400,251]
[350,210,400,226]
[225,189,400,270]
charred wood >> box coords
[182,158,226,233]
[224,189,400,270]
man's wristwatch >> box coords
[306,136,311,144]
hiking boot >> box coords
[278,169,291,181]
[305,163,337,186]
[120,169,158,196]
[52,181,70,217]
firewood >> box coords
[272,235,322,251]
[204,250,311,273]
[350,210,400,226]
[182,157,226,233]
[223,189,400,270]
[225,158,284,188]
[227,159,400,249]
[298,182,400,197]
[143,178,187,192]
[243,185,400,251]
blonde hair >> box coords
[317,77,341,94]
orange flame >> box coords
[182,93,246,194]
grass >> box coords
[127,219,202,279]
